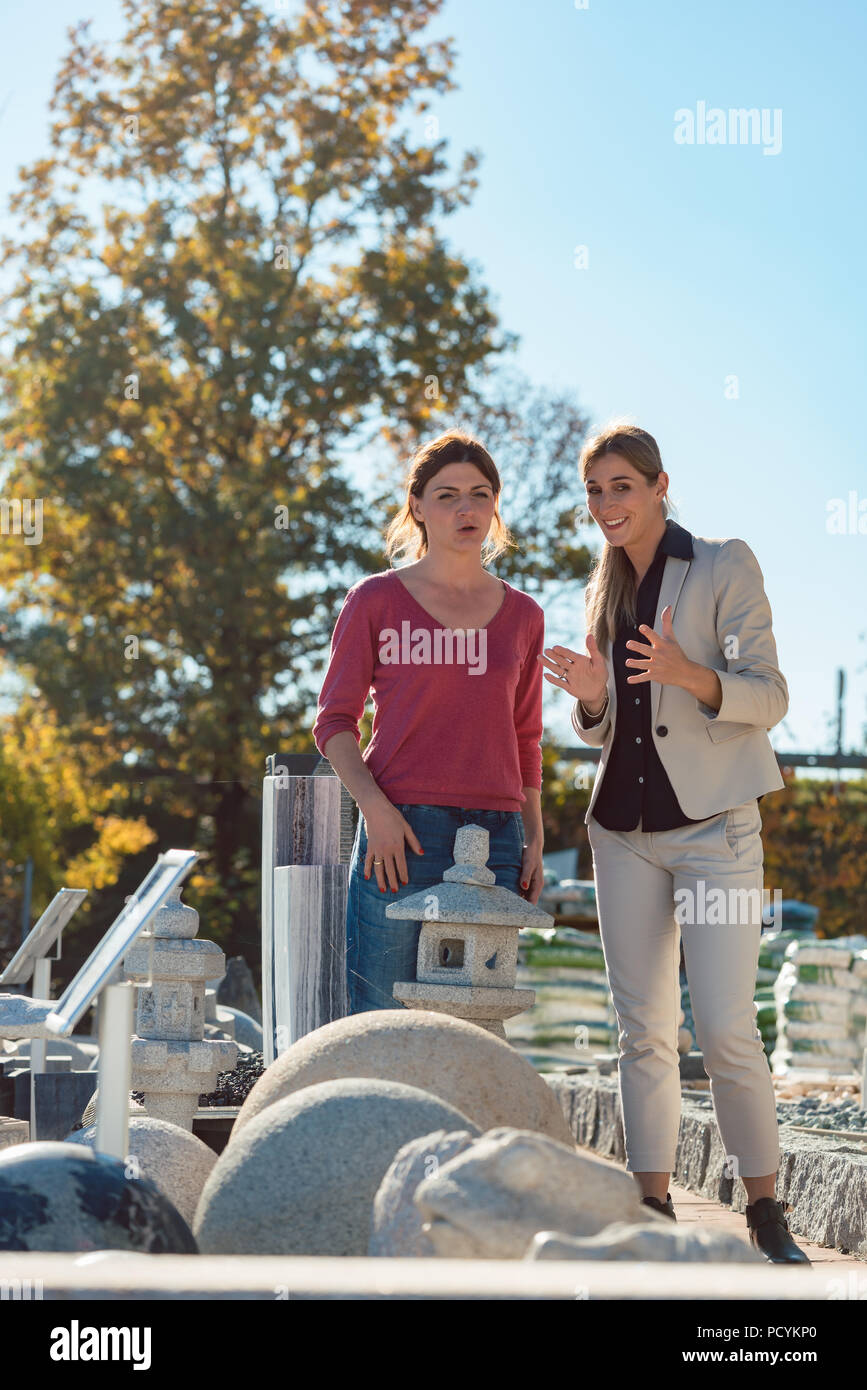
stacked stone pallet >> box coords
[680,930,815,1060]
[770,935,867,1080]
[752,929,811,1054]
[507,926,617,1070]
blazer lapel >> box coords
[599,521,695,738]
[651,554,691,728]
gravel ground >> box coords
[683,1088,867,1134]
[775,1095,867,1133]
[198,1051,264,1107]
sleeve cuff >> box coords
[695,669,734,723]
[312,720,361,756]
[575,694,609,728]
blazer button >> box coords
[656,724,668,736]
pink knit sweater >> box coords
[312,569,545,810]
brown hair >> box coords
[580,421,676,656]
[384,428,515,564]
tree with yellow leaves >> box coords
[0,0,512,947]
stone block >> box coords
[369,1128,480,1256]
[413,1126,647,1258]
[526,1222,764,1263]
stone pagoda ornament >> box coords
[388,825,554,1039]
[123,885,237,1130]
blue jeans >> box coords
[345,803,525,1014]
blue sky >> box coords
[1,0,865,760]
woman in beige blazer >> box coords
[539,422,809,1265]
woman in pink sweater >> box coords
[312,428,545,1014]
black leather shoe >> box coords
[745,1197,811,1264]
[641,1192,677,1221]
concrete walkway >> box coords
[577,1141,866,1270]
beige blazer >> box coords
[572,531,788,823]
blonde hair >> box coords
[384,428,515,564]
[580,421,676,656]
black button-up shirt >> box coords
[590,519,717,832]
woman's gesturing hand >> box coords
[624,606,695,689]
[537,633,609,707]
[363,800,424,894]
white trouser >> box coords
[587,800,781,1178]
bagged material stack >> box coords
[679,929,804,1059]
[508,926,617,1071]
[753,930,815,1054]
[771,936,867,1080]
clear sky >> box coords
[1,0,865,759]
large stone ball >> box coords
[66,1117,217,1228]
[194,1076,478,1255]
[0,1142,198,1252]
[80,1089,145,1129]
[230,1010,574,1147]
[215,1005,262,1051]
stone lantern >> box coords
[388,824,554,1039]
[123,886,237,1130]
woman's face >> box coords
[410,461,497,553]
[583,453,667,547]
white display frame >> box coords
[0,888,88,987]
[45,850,198,1038]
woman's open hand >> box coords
[624,606,695,689]
[363,799,424,894]
[537,633,609,707]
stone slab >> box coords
[270,864,349,1054]
[32,1073,101,1141]
[4,1071,96,1139]
[261,773,350,1066]
[0,1116,28,1149]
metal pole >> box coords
[28,957,51,1141]
[19,857,33,945]
[834,668,845,797]
[95,981,135,1161]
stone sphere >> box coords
[80,1089,145,1129]
[66,1117,217,1228]
[231,1010,574,1147]
[194,1076,476,1255]
[0,1142,198,1252]
[216,1006,262,1051]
